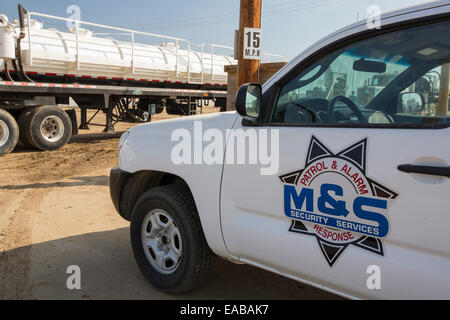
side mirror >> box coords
[235,83,262,119]
[398,92,425,113]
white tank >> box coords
[0,14,18,60]
[7,14,237,84]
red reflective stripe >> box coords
[152,80,160,82]
[112,77,122,80]
[140,79,148,82]
[64,74,75,77]
[81,75,91,78]
[26,71,38,75]
[127,78,135,81]
[97,76,107,79]
[45,73,57,76]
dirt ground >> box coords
[0,108,340,300]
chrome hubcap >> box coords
[141,209,182,274]
[0,120,9,147]
[40,116,64,142]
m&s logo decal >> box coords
[280,136,398,266]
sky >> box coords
[1,0,439,60]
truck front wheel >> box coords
[0,109,19,156]
[130,185,215,294]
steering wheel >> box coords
[284,102,317,123]
[327,96,366,124]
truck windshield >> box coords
[272,19,450,125]
[278,46,410,109]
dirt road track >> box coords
[0,133,340,300]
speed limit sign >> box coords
[243,27,262,60]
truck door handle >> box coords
[397,164,450,177]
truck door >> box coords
[220,17,450,298]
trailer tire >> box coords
[166,103,189,116]
[18,109,34,147]
[130,185,215,294]
[19,105,72,151]
[155,104,164,114]
[0,109,19,156]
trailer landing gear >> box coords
[104,97,153,133]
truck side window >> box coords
[271,20,450,126]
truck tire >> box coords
[18,105,72,151]
[0,109,19,156]
[130,185,215,294]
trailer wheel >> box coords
[0,109,19,156]
[19,106,72,151]
[130,185,215,294]
[17,109,34,147]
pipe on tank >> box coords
[16,4,34,82]
[4,62,14,81]
[12,59,27,81]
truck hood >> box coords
[129,111,238,134]
[119,111,239,172]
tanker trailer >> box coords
[0,4,234,156]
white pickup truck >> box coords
[110,1,450,299]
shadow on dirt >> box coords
[9,132,124,155]
[69,132,125,143]
[10,143,41,155]
[0,176,109,190]
[0,228,341,300]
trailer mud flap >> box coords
[64,108,78,136]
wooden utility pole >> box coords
[237,0,262,87]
